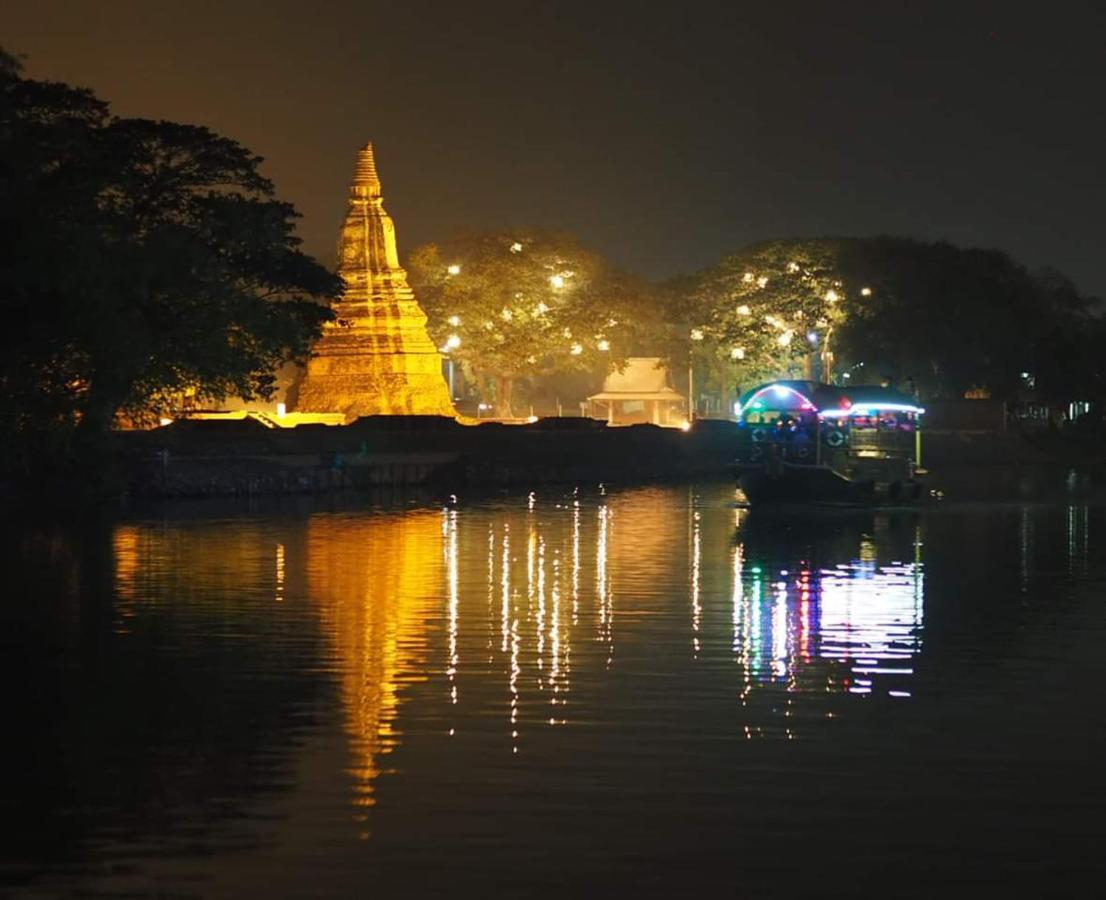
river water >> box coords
[2,483,1104,897]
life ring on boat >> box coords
[750,427,767,443]
[796,445,811,460]
[824,428,845,447]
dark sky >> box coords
[4,1,1105,294]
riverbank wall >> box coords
[108,416,1100,500]
[117,417,732,497]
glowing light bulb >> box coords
[742,272,754,283]
[737,304,751,316]
[778,331,794,347]
[757,276,768,288]
[510,241,523,253]
[446,334,461,349]
[448,315,461,326]
[570,343,583,355]
[447,264,461,276]
[860,287,872,297]
[550,274,565,289]
[597,339,610,351]
[730,347,745,360]
[825,289,839,303]
[690,328,705,341]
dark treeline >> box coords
[681,236,1104,404]
[0,50,339,484]
[409,232,1104,416]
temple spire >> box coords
[351,143,382,197]
[291,142,455,420]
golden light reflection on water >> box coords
[690,508,702,657]
[596,504,612,666]
[306,511,440,811]
[109,488,942,816]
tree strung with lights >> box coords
[679,239,848,410]
[408,231,652,415]
[688,236,1102,403]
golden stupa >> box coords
[293,143,455,420]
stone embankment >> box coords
[114,416,1098,500]
[117,416,739,498]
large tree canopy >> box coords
[0,58,340,462]
[408,230,653,415]
[835,238,1102,399]
[682,236,1101,401]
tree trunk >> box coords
[820,327,835,383]
[495,375,514,418]
[78,376,120,437]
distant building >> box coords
[586,357,686,427]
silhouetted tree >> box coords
[0,54,340,472]
[835,238,1101,399]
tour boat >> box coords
[732,380,925,505]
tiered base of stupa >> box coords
[294,347,455,420]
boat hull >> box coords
[736,462,923,506]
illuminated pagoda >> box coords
[292,143,455,420]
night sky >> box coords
[4,1,1105,295]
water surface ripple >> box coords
[3,485,1104,896]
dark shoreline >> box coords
[4,417,1104,509]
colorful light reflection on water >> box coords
[5,484,1104,896]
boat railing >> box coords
[847,428,915,457]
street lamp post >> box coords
[689,328,704,421]
[442,332,462,401]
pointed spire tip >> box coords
[352,142,381,193]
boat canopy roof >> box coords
[738,381,924,416]
[834,385,922,413]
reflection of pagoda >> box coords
[307,511,441,809]
[292,144,455,420]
